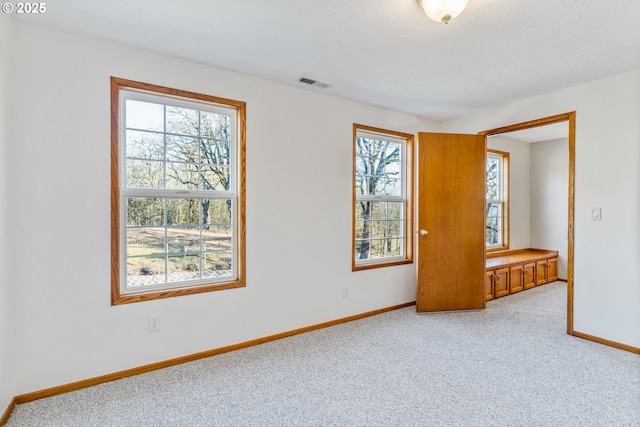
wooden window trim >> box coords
[110,77,246,305]
[352,124,414,271]
[486,148,510,253]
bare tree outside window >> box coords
[122,96,236,289]
[353,126,413,269]
[355,137,403,260]
[486,154,501,246]
[111,77,246,305]
[486,150,509,250]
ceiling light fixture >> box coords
[418,0,469,24]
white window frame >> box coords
[486,150,509,251]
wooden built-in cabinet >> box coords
[493,267,510,298]
[485,249,558,302]
[510,265,524,294]
[510,262,536,294]
[536,258,558,285]
[548,258,558,282]
[522,262,536,290]
[485,267,510,301]
[485,270,495,302]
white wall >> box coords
[487,136,531,250]
[530,138,569,279]
[488,135,569,280]
[0,12,16,415]
[443,69,640,348]
[6,21,437,395]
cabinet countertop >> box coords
[486,248,558,270]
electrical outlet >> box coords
[343,286,350,298]
[149,314,160,332]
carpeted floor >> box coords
[7,282,640,426]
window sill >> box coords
[352,258,413,272]
[111,279,245,305]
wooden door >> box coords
[485,270,495,301]
[548,258,558,282]
[510,265,524,294]
[416,133,485,312]
[536,260,548,285]
[494,267,510,298]
[523,262,536,289]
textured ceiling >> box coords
[489,122,569,144]
[13,0,640,120]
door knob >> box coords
[419,229,428,236]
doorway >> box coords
[480,112,576,334]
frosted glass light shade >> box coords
[418,0,469,24]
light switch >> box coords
[591,207,601,221]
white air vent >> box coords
[299,77,330,89]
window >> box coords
[486,149,509,251]
[353,124,413,270]
[111,77,246,304]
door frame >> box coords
[478,112,575,334]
